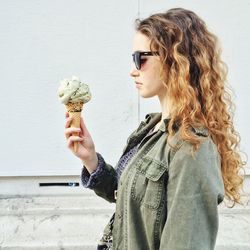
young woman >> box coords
[64,7,246,250]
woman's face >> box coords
[130,32,166,98]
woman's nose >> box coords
[130,64,139,77]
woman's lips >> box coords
[135,81,142,88]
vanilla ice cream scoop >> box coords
[58,75,91,104]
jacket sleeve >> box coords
[80,152,118,203]
[80,115,150,203]
[159,138,225,250]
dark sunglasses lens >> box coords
[135,52,141,70]
[132,52,141,70]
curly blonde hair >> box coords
[135,8,247,207]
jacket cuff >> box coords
[80,152,105,189]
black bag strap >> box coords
[97,212,115,249]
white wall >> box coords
[0,0,138,176]
[0,0,249,177]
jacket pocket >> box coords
[131,156,167,210]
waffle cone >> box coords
[65,102,84,153]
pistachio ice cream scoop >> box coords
[58,75,91,105]
[58,75,92,152]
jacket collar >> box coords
[144,112,171,133]
[144,112,208,136]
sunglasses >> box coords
[132,51,159,70]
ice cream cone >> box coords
[58,76,91,153]
[65,102,84,153]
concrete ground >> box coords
[0,175,249,249]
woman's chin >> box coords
[138,92,155,98]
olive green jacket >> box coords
[92,112,225,250]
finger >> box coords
[65,127,80,137]
[67,136,84,148]
[70,135,85,142]
[65,117,73,128]
[65,127,81,139]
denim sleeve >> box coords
[159,138,225,250]
[80,152,118,203]
[81,152,106,189]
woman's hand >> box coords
[64,112,98,173]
